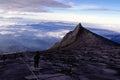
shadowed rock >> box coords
[50,23,120,50]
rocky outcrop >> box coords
[50,23,120,50]
[60,23,83,47]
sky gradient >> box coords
[0,0,120,24]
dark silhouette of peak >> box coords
[74,23,84,30]
[50,23,120,50]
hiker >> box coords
[2,55,7,65]
[34,52,40,69]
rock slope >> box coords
[50,23,120,50]
[0,23,120,80]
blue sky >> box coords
[0,0,120,24]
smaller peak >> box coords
[77,23,84,28]
[74,23,84,31]
[78,23,82,27]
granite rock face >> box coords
[50,23,120,50]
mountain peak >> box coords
[73,23,84,32]
[76,23,83,28]
[50,23,120,50]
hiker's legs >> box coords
[36,61,39,68]
[34,61,37,68]
[34,61,39,68]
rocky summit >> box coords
[50,23,120,50]
[0,23,120,80]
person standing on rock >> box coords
[34,52,40,69]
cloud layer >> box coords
[0,0,71,12]
[0,21,120,53]
[0,21,75,53]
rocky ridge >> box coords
[50,23,120,50]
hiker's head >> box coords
[34,51,40,57]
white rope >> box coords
[19,54,39,80]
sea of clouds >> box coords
[0,18,120,53]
